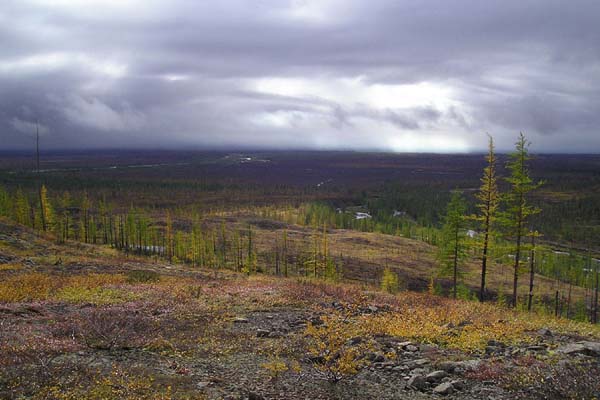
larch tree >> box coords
[38,185,54,233]
[500,133,542,308]
[438,191,468,299]
[473,135,500,302]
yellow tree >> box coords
[473,135,500,302]
[39,185,53,232]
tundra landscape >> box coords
[3,0,600,398]
[2,150,600,399]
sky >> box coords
[1,0,599,153]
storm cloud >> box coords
[1,0,599,152]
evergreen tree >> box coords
[473,135,500,301]
[500,133,542,307]
[437,191,468,299]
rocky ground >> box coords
[1,220,600,399]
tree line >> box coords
[437,133,599,323]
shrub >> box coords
[305,315,372,382]
[75,307,154,350]
[126,269,160,284]
[261,358,289,379]
[34,367,178,400]
[56,287,137,305]
[0,273,57,302]
[0,263,21,271]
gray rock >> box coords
[437,359,481,373]
[367,305,379,313]
[451,380,465,390]
[426,370,448,382]
[527,345,546,351]
[558,341,600,357]
[414,358,430,366]
[407,374,427,390]
[411,368,428,375]
[537,327,553,337]
[233,317,249,323]
[433,381,454,395]
[196,381,211,389]
[406,344,419,352]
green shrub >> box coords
[126,269,160,284]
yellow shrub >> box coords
[0,263,22,271]
[0,272,129,303]
[261,358,289,379]
[35,368,181,400]
[56,287,137,305]
[0,273,57,302]
[63,273,126,289]
[305,315,372,382]
[380,268,399,294]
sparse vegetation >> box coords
[1,147,600,398]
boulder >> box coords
[558,341,600,357]
[407,374,427,390]
[426,370,448,382]
[437,359,481,373]
[537,327,553,337]
[405,344,419,352]
[433,381,454,395]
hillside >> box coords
[1,219,600,399]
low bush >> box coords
[75,307,155,350]
[126,269,160,284]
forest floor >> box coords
[1,218,600,399]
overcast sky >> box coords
[1,0,599,153]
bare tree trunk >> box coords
[36,122,47,232]
[480,215,490,302]
[593,264,599,324]
[527,235,536,311]
[453,227,459,299]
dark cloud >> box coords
[1,0,599,152]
